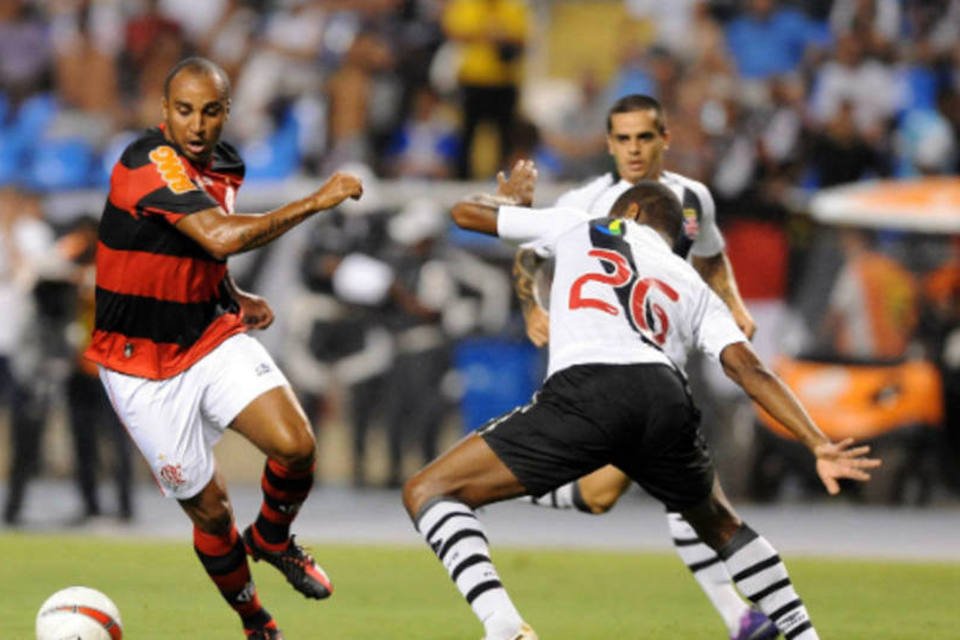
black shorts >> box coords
[480,363,715,512]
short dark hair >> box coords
[163,57,230,101]
[609,180,682,245]
[606,94,667,134]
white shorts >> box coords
[98,333,290,499]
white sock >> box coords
[719,524,818,639]
[416,498,523,640]
[526,481,580,510]
[666,512,751,635]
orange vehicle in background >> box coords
[749,177,959,505]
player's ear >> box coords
[160,95,169,122]
[224,99,231,121]
[661,127,671,150]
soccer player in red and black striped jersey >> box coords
[84,57,362,640]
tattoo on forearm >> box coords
[236,211,311,253]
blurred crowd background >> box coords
[2,0,960,526]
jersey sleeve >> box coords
[687,181,725,258]
[691,287,747,360]
[497,205,589,256]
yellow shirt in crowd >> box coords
[443,0,529,87]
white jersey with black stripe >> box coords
[498,206,746,379]
[553,171,724,259]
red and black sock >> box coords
[193,525,272,630]
[253,459,315,550]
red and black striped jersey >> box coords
[84,126,247,379]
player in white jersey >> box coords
[514,94,772,639]
[402,169,880,640]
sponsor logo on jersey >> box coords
[149,145,196,194]
[255,362,272,376]
[682,208,699,238]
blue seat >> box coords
[241,113,301,183]
[454,337,544,432]
[24,138,96,191]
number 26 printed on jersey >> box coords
[569,248,679,345]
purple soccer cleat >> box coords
[732,608,779,640]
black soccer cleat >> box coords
[242,525,333,600]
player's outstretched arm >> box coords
[176,172,363,260]
[692,252,756,339]
[719,341,881,495]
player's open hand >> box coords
[813,438,882,495]
[497,159,537,206]
[315,172,363,210]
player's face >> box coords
[162,71,229,163]
[606,109,669,184]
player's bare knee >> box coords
[583,494,616,514]
[402,471,435,517]
[270,420,316,469]
[181,494,233,535]
[403,469,461,516]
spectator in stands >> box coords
[442,0,529,179]
[810,31,902,146]
[325,29,396,172]
[541,68,609,181]
[807,99,888,188]
[383,84,459,179]
[0,0,52,104]
[828,0,901,59]
[121,2,188,130]
[47,0,124,156]
[230,0,329,152]
[821,228,919,360]
[724,0,829,82]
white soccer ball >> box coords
[35,586,123,640]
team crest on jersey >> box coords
[149,145,196,194]
[593,219,624,236]
[158,461,187,491]
[682,208,699,238]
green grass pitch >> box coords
[3,534,957,638]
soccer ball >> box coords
[35,586,123,640]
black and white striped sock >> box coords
[719,524,818,640]
[666,512,751,635]
[415,498,523,640]
[525,481,590,512]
